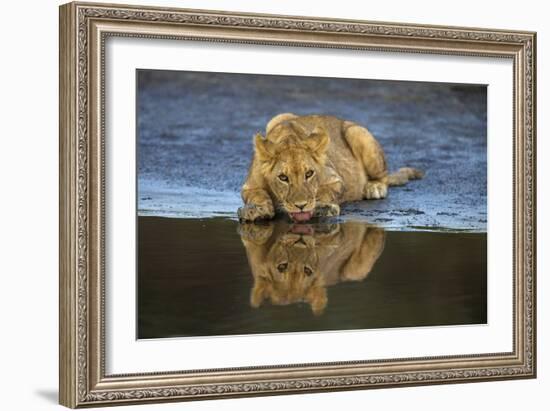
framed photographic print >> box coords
[59,2,537,408]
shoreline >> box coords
[136,212,488,234]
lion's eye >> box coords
[304,266,313,276]
[278,174,289,182]
[277,263,288,272]
[305,170,314,179]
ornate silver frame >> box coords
[59,1,536,408]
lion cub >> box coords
[238,113,424,223]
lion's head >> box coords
[254,121,330,223]
[248,224,328,315]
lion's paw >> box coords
[364,181,388,200]
[238,203,275,222]
[314,203,341,218]
[238,223,274,244]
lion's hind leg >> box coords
[343,121,389,200]
[364,180,388,200]
[340,225,386,282]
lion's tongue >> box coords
[290,211,313,222]
[290,224,314,235]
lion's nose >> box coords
[294,202,307,210]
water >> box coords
[138,217,486,339]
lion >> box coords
[239,221,385,315]
[238,113,424,223]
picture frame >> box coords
[59,1,536,408]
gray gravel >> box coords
[137,70,487,232]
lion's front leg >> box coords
[238,188,275,222]
[314,203,341,218]
[238,203,275,222]
[314,179,343,218]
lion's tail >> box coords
[386,167,425,187]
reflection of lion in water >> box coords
[239,221,385,315]
[238,113,423,223]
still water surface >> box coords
[138,217,486,339]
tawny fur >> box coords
[239,222,385,315]
[238,113,424,222]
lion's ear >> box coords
[306,127,330,156]
[254,133,274,162]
